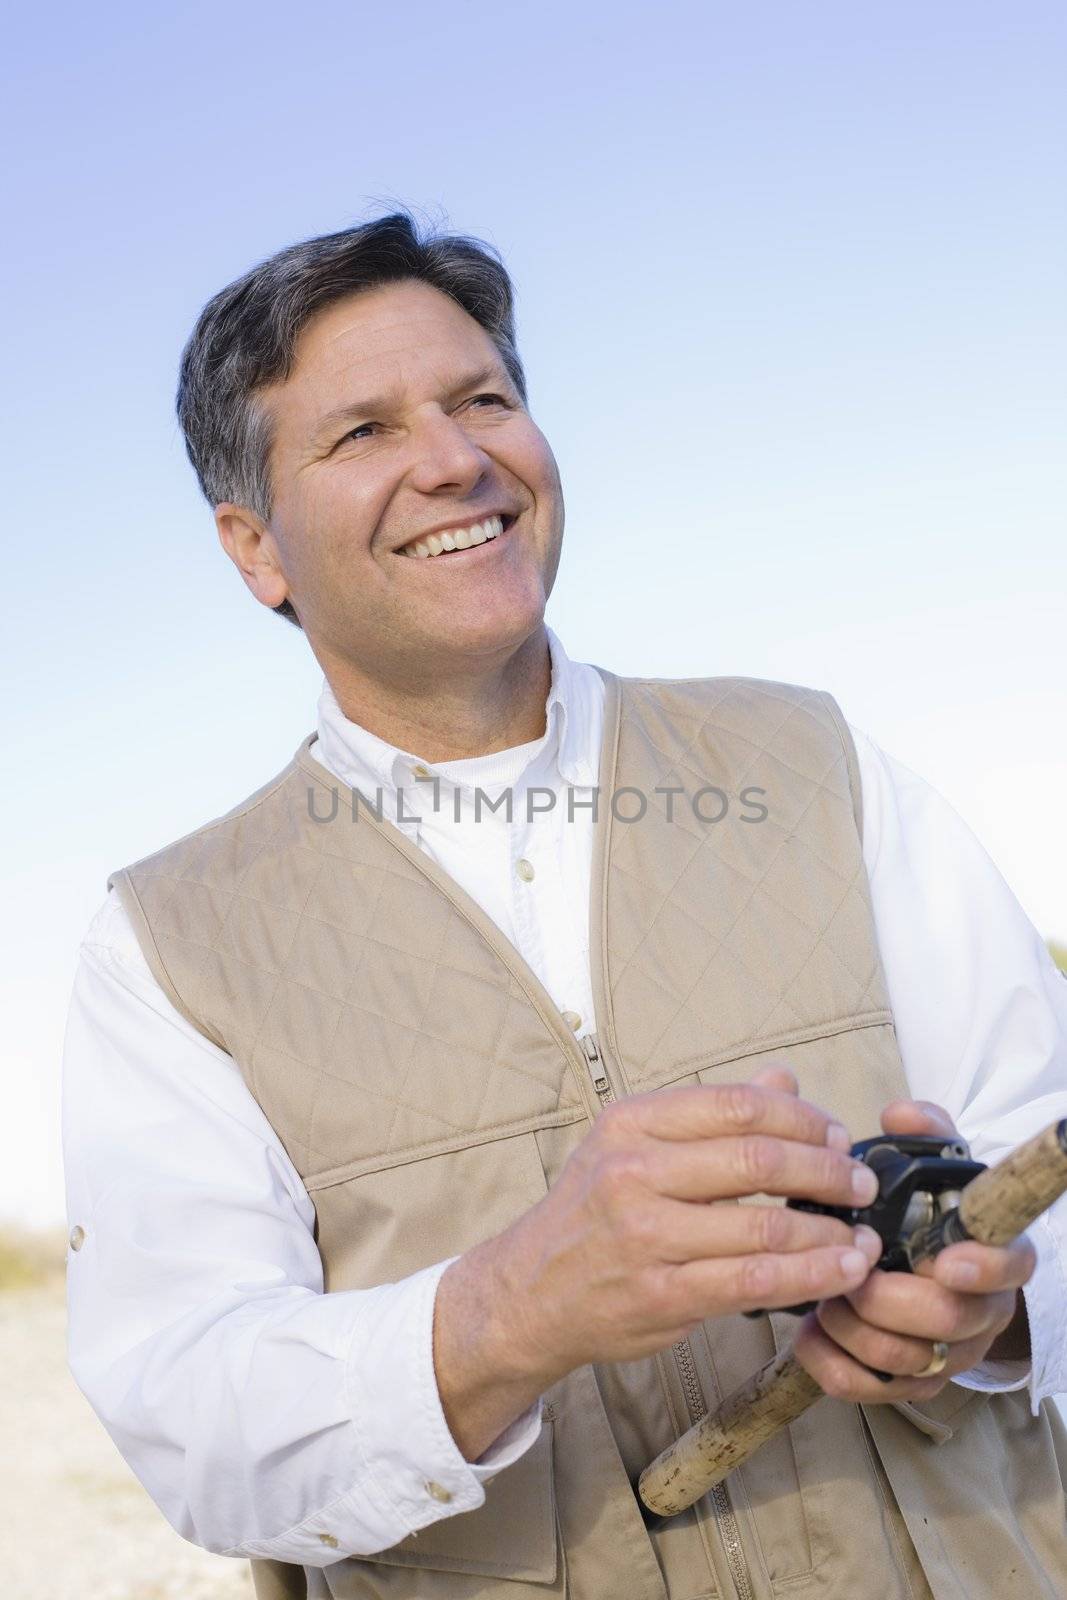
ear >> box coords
[215,502,291,611]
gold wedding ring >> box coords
[915,1339,950,1378]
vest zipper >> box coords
[671,1350,755,1600]
[577,1031,755,1600]
[579,1032,615,1106]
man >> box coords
[63,212,1067,1600]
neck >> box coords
[317,628,553,763]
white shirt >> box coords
[62,628,1067,1571]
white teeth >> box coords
[403,514,507,557]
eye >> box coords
[342,421,378,443]
[465,392,511,410]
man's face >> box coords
[244,279,565,683]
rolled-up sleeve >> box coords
[62,893,542,1565]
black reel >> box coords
[747,1133,986,1318]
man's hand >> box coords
[434,1064,884,1460]
[793,1098,1036,1404]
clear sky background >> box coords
[3,1,1065,1226]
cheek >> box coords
[285,471,392,575]
[506,421,563,505]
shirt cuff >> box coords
[950,1359,1031,1395]
[223,1257,545,1567]
[468,1398,544,1482]
[337,1255,537,1548]
[284,1256,542,1565]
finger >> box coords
[646,1132,879,1208]
[627,1082,848,1152]
[930,1235,1037,1294]
[879,1099,958,1139]
[793,1312,987,1404]
[844,1270,1016,1344]
[816,1295,951,1377]
[648,1196,866,1265]
[749,1063,799,1096]
[670,1240,875,1320]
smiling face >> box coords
[219,279,565,695]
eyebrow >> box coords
[311,362,511,443]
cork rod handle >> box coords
[638,1118,1067,1517]
[637,1348,822,1517]
[957,1119,1067,1246]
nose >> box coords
[406,406,491,497]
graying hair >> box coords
[176,211,528,627]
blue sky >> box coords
[3,1,1065,1224]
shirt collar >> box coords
[310,625,596,809]
[548,626,597,789]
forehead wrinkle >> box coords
[320,305,418,351]
[311,297,503,388]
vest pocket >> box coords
[358,1415,559,1585]
[312,1131,564,1292]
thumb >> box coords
[880,1098,959,1139]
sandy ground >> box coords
[1,1280,254,1600]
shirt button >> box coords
[69,1225,86,1252]
[412,763,432,779]
[515,858,535,882]
[426,1480,453,1503]
[317,1531,339,1548]
[561,1010,582,1032]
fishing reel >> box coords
[752,1133,987,1317]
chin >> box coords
[435,603,545,658]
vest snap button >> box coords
[426,1480,453,1503]
[69,1225,85,1252]
[515,858,535,882]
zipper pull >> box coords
[579,1032,615,1105]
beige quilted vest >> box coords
[109,670,1066,1600]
